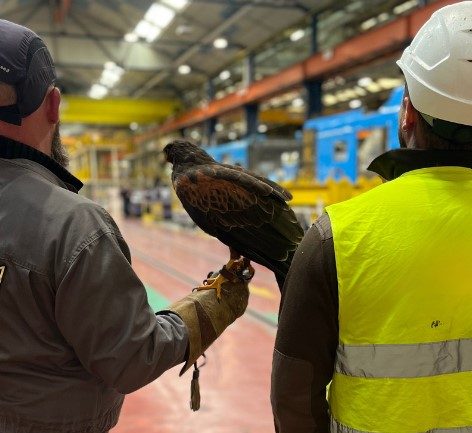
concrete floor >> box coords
[112,218,280,433]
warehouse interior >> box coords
[0,0,459,431]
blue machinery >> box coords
[206,87,403,183]
[205,139,250,167]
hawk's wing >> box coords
[172,163,303,274]
[220,163,293,201]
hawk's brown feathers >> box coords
[164,139,304,290]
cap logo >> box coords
[0,66,10,73]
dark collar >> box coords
[368,148,472,181]
[0,136,83,192]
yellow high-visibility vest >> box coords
[325,167,472,433]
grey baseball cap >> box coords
[0,19,56,125]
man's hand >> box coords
[167,264,252,375]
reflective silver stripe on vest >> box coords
[331,417,472,433]
[335,339,472,378]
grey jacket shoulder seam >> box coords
[57,230,121,287]
[66,230,115,269]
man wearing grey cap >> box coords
[0,19,251,433]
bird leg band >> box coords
[218,265,240,281]
[218,258,254,282]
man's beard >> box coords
[51,123,69,168]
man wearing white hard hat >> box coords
[271,2,472,432]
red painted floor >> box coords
[112,218,280,433]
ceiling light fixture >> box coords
[124,32,138,43]
[290,29,305,42]
[354,86,367,96]
[89,84,108,99]
[100,71,120,87]
[343,89,358,99]
[178,64,191,75]
[358,76,373,87]
[190,130,201,140]
[258,124,268,133]
[215,123,224,132]
[213,38,228,49]
[127,1,184,46]
[377,77,405,89]
[292,97,305,108]
[104,62,124,75]
[134,20,161,42]
[323,94,338,106]
[219,70,231,80]
[335,91,350,102]
[349,99,362,109]
[360,17,377,31]
[377,12,389,22]
[99,62,125,88]
[366,82,382,93]
[145,3,175,29]
[393,0,418,15]
[162,0,189,10]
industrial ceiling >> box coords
[0,0,425,108]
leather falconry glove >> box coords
[168,261,251,376]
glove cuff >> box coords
[168,276,249,375]
[168,286,246,375]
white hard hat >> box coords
[397,1,472,127]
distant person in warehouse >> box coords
[0,19,250,433]
[271,3,472,432]
[120,184,131,217]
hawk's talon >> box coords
[196,272,227,300]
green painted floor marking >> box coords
[145,285,171,311]
[263,312,279,326]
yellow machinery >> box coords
[282,176,383,224]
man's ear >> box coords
[46,87,61,124]
[401,95,417,131]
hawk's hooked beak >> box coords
[161,149,171,164]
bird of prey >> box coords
[163,139,304,296]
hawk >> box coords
[163,139,304,297]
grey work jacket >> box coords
[0,138,188,433]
